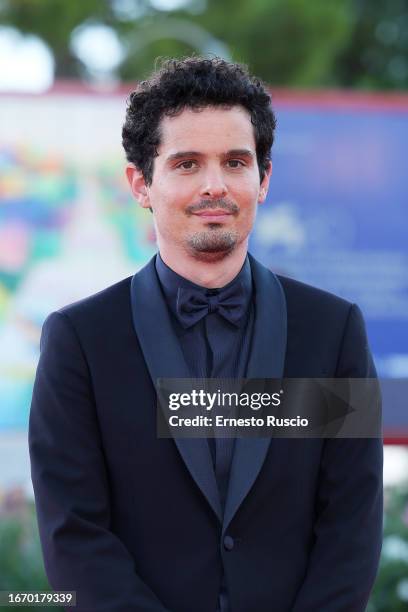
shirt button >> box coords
[224,535,234,551]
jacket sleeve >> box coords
[29,311,170,612]
[291,304,383,612]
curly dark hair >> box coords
[122,56,276,185]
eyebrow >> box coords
[165,149,255,163]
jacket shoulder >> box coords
[275,274,372,376]
[276,273,352,315]
[57,275,133,326]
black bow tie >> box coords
[176,283,245,329]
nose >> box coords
[199,167,228,199]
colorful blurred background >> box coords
[0,0,407,610]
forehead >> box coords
[157,105,256,155]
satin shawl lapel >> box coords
[223,254,287,533]
[130,256,222,521]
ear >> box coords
[125,163,151,210]
[258,161,272,204]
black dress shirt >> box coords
[155,253,255,612]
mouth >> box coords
[192,210,233,222]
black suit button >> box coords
[224,535,234,551]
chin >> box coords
[185,229,242,261]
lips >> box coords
[193,210,233,219]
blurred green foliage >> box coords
[0,0,407,89]
[368,485,408,611]
[0,500,61,611]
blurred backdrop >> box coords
[0,1,408,610]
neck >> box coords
[158,241,248,288]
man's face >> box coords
[128,105,271,261]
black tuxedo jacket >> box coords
[29,253,383,612]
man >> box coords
[29,57,383,612]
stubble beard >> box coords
[186,225,240,262]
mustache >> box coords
[186,199,239,215]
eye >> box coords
[176,160,197,170]
[227,159,245,168]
